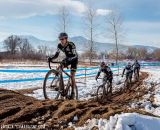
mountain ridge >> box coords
[0,35,159,53]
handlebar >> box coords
[48,60,62,69]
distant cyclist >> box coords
[122,62,133,82]
[96,62,113,94]
[132,60,141,78]
[48,32,78,99]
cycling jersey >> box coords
[132,61,140,78]
[51,41,78,72]
[132,62,141,69]
[97,66,113,78]
[122,65,133,75]
[51,41,78,60]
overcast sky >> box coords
[0,0,160,47]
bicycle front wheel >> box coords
[96,85,106,102]
[43,69,60,100]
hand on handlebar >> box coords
[62,58,68,67]
[47,57,52,62]
[95,76,98,81]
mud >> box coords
[0,72,158,129]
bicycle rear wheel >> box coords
[64,81,78,100]
[43,69,60,99]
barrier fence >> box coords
[0,62,160,84]
[0,67,120,84]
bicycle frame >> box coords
[99,78,111,93]
[49,61,71,78]
[48,61,72,95]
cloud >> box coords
[125,21,160,47]
[0,16,5,20]
[0,32,11,41]
[96,9,112,16]
[0,0,87,19]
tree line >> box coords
[0,35,49,61]
[0,35,160,61]
[80,47,160,61]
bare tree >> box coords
[19,39,34,58]
[137,48,148,60]
[153,49,160,61]
[106,11,124,65]
[81,50,98,59]
[4,35,21,54]
[84,4,97,65]
[106,10,124,74]
[127,47,138,59]
[38,45,48,56]
[57,6,70,32]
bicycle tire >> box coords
[43,69,60,99]
[96,85,106,102]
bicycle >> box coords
[43,60,78,100]
[96,78,112,103]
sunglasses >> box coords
[59,38,66,41]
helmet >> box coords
[58,32,68,39]
[100,62,106,67]
[128,62,131,65]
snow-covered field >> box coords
[0,63,123,100]
[1,63,160,129]
[74,113,160,130]
[130,67,160,116]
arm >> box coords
[96,68,101,80]
[51,46,60,60]
[122,68,125,76]
[69,42,78,61]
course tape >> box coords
[2,62,159,84]
[1,62,160,73]
[0,72,97,83]
[0,69,120,84]
[0,67,99,73]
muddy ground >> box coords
[0,72,158,130]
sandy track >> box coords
[0,72,157,129]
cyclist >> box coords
[122,62,133,82]
[48,32,78,99]
[132,60,141,78]
[95,62,113,94]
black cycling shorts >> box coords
[65,58,78,72]
[103,76,113,83]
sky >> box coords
[0,0,160,47]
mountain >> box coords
[69,36,129,52]
[19,35,54,48]
[0,35,159,53]
[132,45,158,52]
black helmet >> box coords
[128,62,131,66]
[100,62,106,67]
[58,32,68,39]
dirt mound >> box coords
[0,72,156,129]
